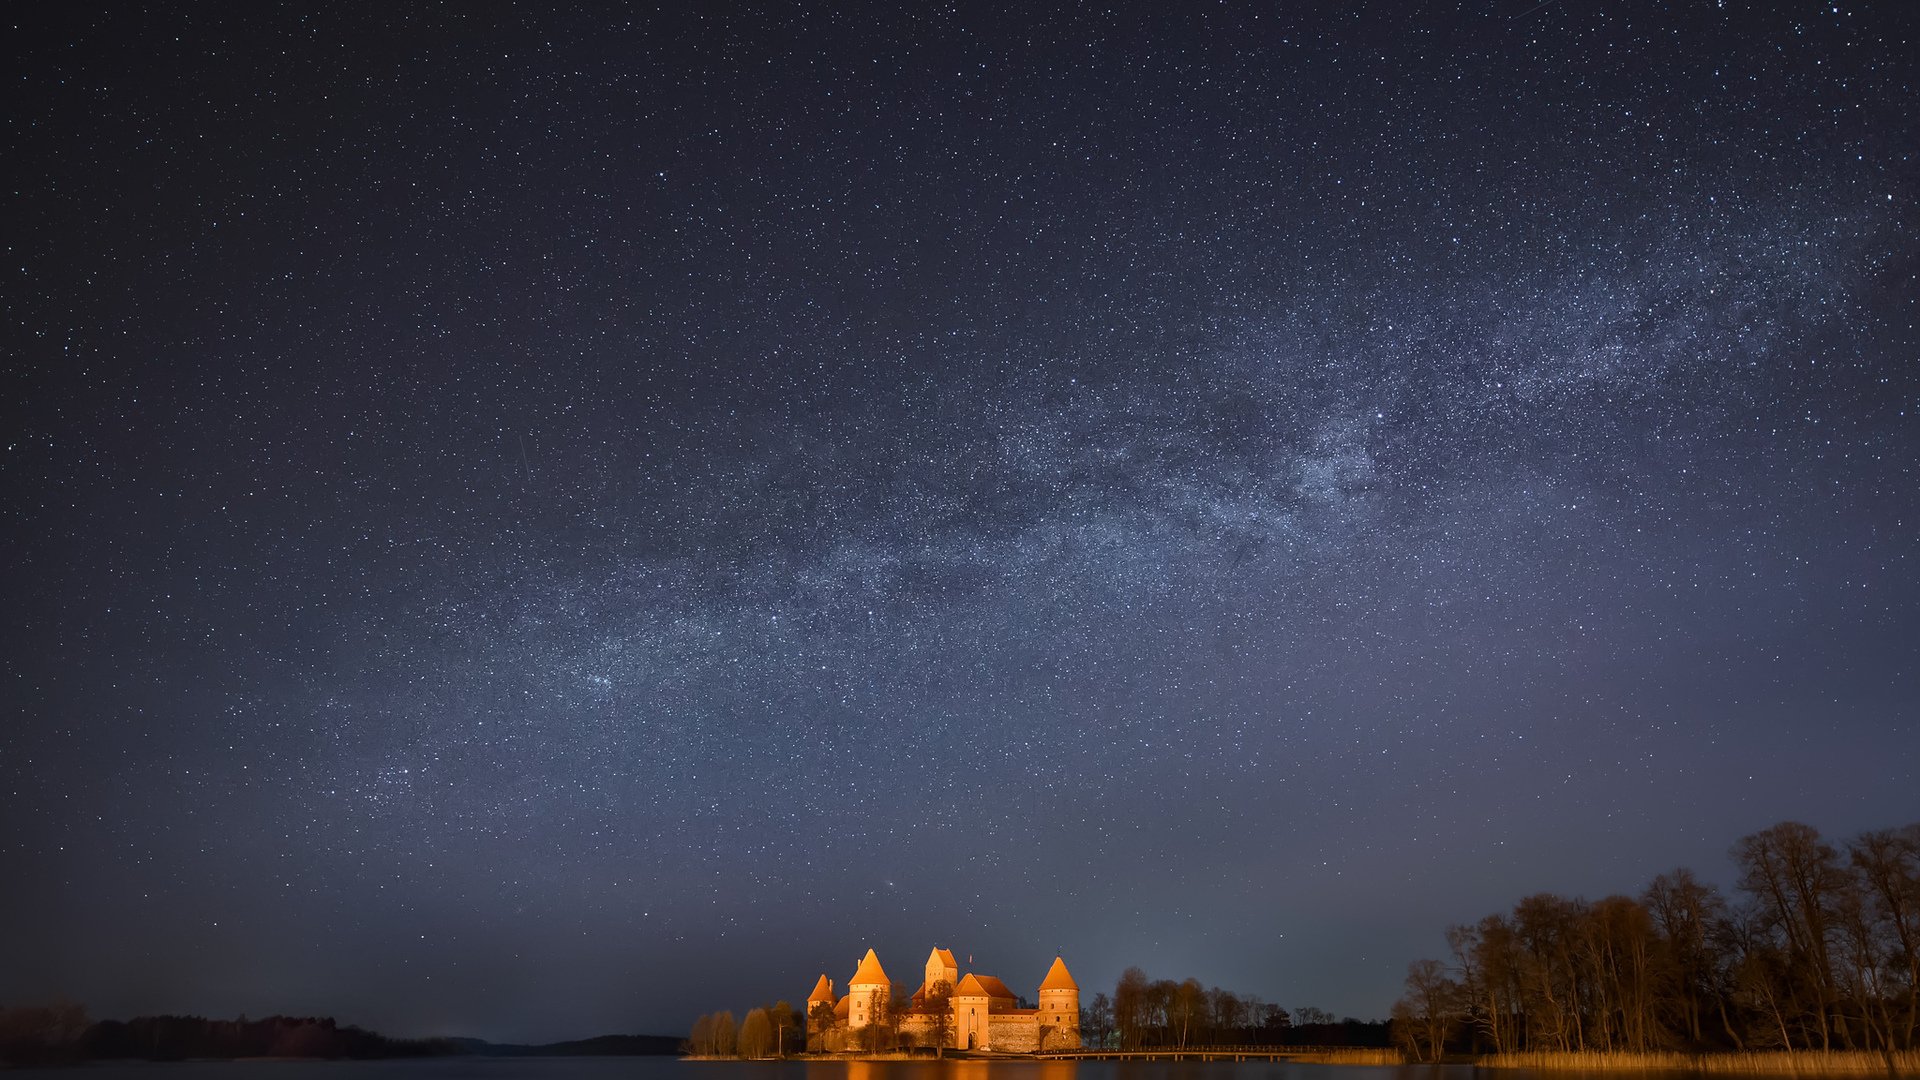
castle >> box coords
[807,947,1081,1053]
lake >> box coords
[0,1059,1746,1080]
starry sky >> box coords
[4,0,1918,1046]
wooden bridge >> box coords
[1035,1044,1363,1062]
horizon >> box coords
[5,2,1916,1049]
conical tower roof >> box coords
[808,974,835,1003]
[1039,955,1078,991]
[850,947,891,986]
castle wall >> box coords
[986,1014,1039,1054]
[1038,1020,1080,1051]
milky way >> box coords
[4,2,1917,1043]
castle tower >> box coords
[806,975,835,1021]
[847,948,891,1030]
[1037,956,1081,1050]
[924,947,958,996]
[953,973,992,1050]
[805,975,836,1050]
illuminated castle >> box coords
[807,947,1081,1053]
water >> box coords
[0,1060,1744,1080]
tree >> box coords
[1085,992,1114,1049]
[712,1012,737,1058]
[918,987,954,1056]
[688,1015,713,1056]
[1207,986,1245,1043]
[806,1000,837,1054]
[1392,958,1459,1062]
[767,1001,796,1057]
[1850,825,1920,1050]
[1644,867,1727,1046]
[0,1000,91,1065]
[738,1009,772,1058]
[1257,1003,1291,1042]
[1115,967,1149,1049]
[857,993,899,1053]
[1172,979,1205,1047]
[1400,818,1920,1055]
[1732,821,1852,1049]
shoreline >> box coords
[1472,1050,1920,1075]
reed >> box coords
[1476,1050,1920,1075]
[1290,1048,1406,1065]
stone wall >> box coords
[1038,1020,1080,1051]
[986,1014,1040,1054]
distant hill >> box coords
[451,1034,683,1057]
[0,1004,681,1067]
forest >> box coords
[1388,820,1920,1064]
[687,1001,806,1057]
[0,1005,455,1064]
[1097,970,1388,1049]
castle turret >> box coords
[924,947,958,996]
[805,975,836,1050]
[847,948,891,1030]
[1037,956,1081,1050]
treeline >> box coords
[1095,968,1389,1049]
[686,1000,803,1057]
[0,1001,455,1064]
[1389,821,1920,1062]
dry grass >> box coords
[1289,1048,1406,1065]
[1476,1050,1920,1075]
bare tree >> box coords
[767,1000,796,1057]
[1392,958,1460,1062]
[1173,979,1205,1047]
[1115,967,1149,1049]
[1732,821,1848,1049]
[739,1009,772,1058]
[1085,992,1114,1049]
[857,992,901,1053]
[1645,867,1727,1046]
[918,987,954,1056]
[688,1014,713,1056]
[1851,826,1920,1050]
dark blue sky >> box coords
[4,1,1917,1044]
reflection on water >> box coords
[0,1058,1860,1080]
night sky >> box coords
[5,1,1918,1046]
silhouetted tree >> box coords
[1398,819,1920,1055]
[1391,958,1460,1062]
[918,987,954,1056]
[767,999,797,1057]
[1172,978,1204,1047]
[1644,867,1727,1046]
[0,999,89,1065]
[1115,967,1149,1048]
[1733,821,1847,1049]
[1851,825,1920,1049]
[806,1000,837,1053]
[1084,991,1114,1049]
